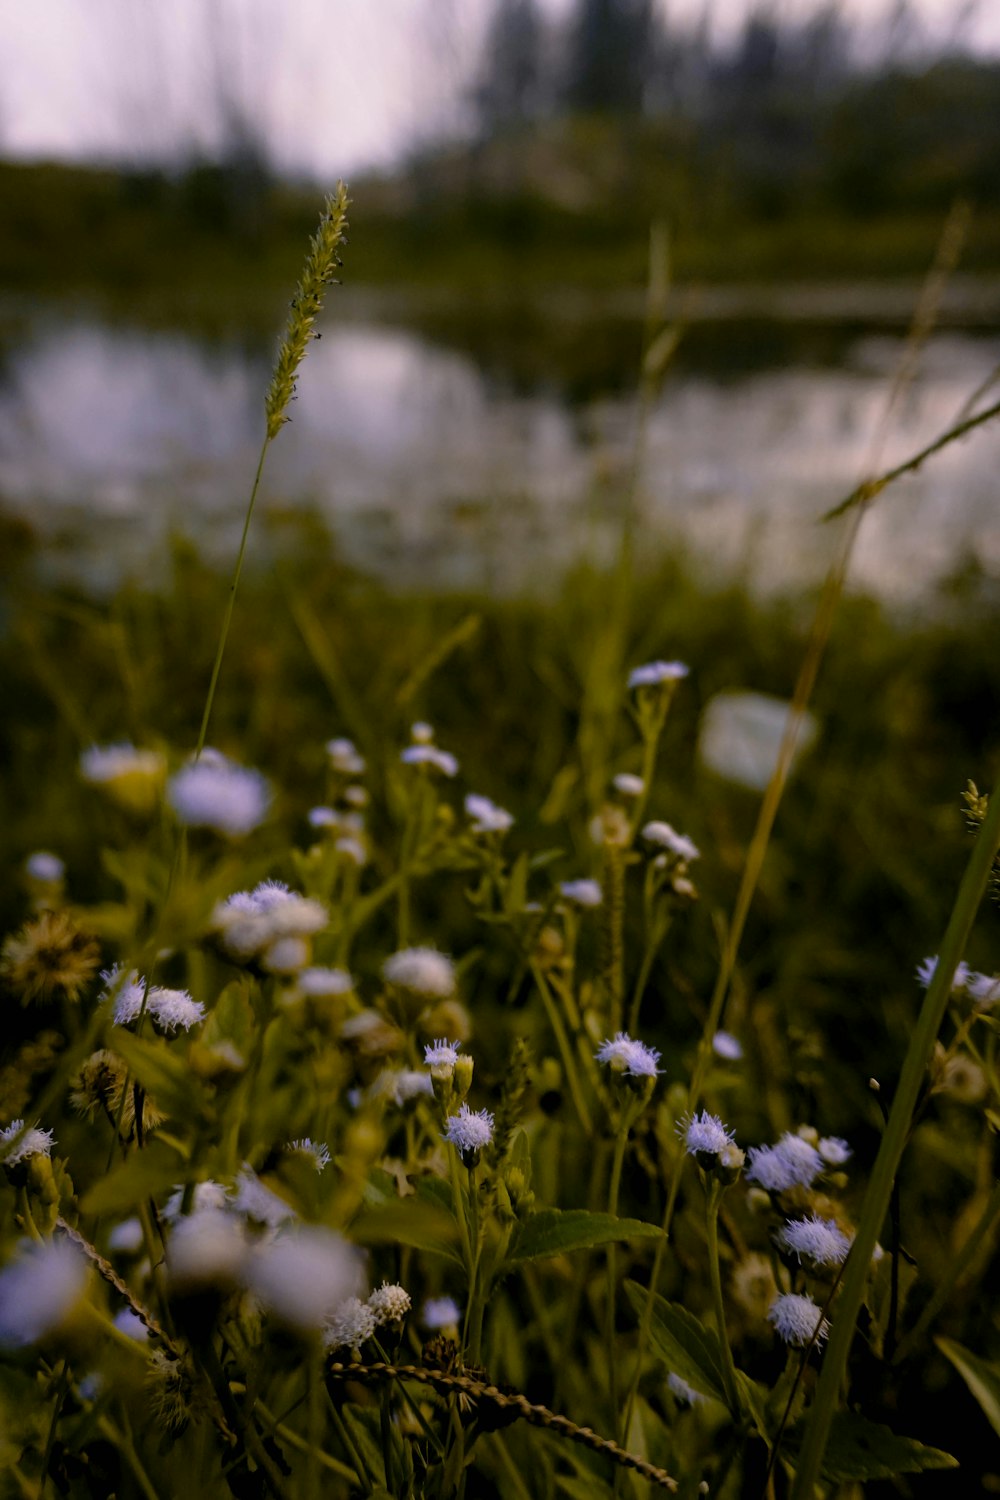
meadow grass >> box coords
[2,195,1000,1500]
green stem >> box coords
[195,433,271,756]
[607,1125,628,1434]
[705,1184,740,1416]
[791,783,1000,1499]
[253,1398,357,1482]
[530,961,593,1136]
[323,1385,377,1496]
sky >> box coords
[1,0,997,179]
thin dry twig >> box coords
[326,1359,678,1490]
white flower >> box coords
[411,722,435,744]
[344,785,369,809]
[641,822,700,862]
[628,661,688,690]
[383,947,455,998]
[374,1069,435,1105]
[0,1239,89,1348]
[767,1292,830,1347]
[682,1111,734,1158]
[80,743,166,785]
[261,937,311,975]
[595,1032,661,1079]
[818,1136,851,1166]
[323,1296,377,1353]
[334,836,367,867]
[167,1208,247,1291]
[107,1218,145,1254]
[286,1139,331,1173]
[368,1282,411,1325]
[776,1214,852,1266]
[559,879,603,908]
[326,738,366,776]
[212,882,327,961]
[746,1132,823,1192]
[168,757,270,837]
[667,1371,705,1406]
[712,1031,743,1061]
[400,745,459,777]
[249,1228,366,1334]
[162,1181,228,1222]
[114,1307,149,1342]
[465,794,514,835]
[915,955,970,993]
[612,773,645,798]
[148,987,204,1033]
[101,965,148,1026]
[968,971,1000,1008]
[424,1039,461,1069]
[444,1104,494,1160]
[230,1167,297,1227]
[295,967,354,997]
[308,805,339,828]
[0,1119,55,1167]
[421,1296,461,1330]
[26,851,65,882]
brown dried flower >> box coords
[1,911,100,1005]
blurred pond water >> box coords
[2,299,999,603]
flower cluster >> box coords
[212,881,327,969]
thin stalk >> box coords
[323,1386,377,1497]
[195,434,270,757]
[253,1399,357,1482]
[705,1184,740,1416]
[530,960,593,1136]
[606,1125,628,1431]
[791,783,1000,1498]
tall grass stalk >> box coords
[791,780,1000,1496]
[195,185,349,757]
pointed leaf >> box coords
[81,1138,188,1216]
[506,1210,661,1266]
[109,1028,207,1122]
[350,1198,461,1266]
[937,1337,1000,1439]
[624,1281,726,1406]
[785,1412,957,1481]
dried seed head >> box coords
[1,910,100,1005]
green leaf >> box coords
[785,1413,957,1481]
[200,979,255,1056]
[937,1337,1000,1438]
[506,1210,661,1266]
[623,1281,726,1406]
[350,1198,462,1267]
[109,1028,207,1122]
[80,1138,188,1216]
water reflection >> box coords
[2,305,998,603]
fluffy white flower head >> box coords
[915,955,970,993]
[776,1214,852,1266]
[0,1239,89,1349]
[667,1371,705,1406]
[286,1139,331,1173]
[384,947,455,998]
[612,773,645,798]
[148,987,204,1033]
[26,851,65,882]
[465,794,514,835]
[326,738,366,776]
[641,822,700,862]
[1,1119,55,1167]
[368,1282,412,1325]
[230,1167,297,1227]
[168,759,270,837]
[444,1104,494,1158]
[422,1296,461,1330]
[400,745,459,777]
[560,879,603,909]
[249,1228,365,1334]
[768,1292,830,1347]
[712,1030,743,1061]
[424,1038,461,1068]
[746,1132,823,1192]
[628,661,688,690]
[818,1136,851,1166]
[101,965,147,1027]
[167,1208,247,1291]
[324,1296,377,1353]
[595,1031,661,1079]
[80,743,166,785]
[968,971,1000,1009]
[683,1111,734,1158]
[295,967,354,998]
